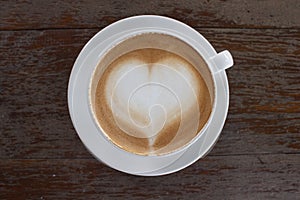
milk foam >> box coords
[107,56,200,141]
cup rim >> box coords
[88,29,218,157]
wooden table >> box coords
[1,1,299,199]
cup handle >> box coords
[209,50,234,74]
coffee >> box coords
[90,33,214,155]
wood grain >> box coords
[1,28,299,159]
[1,1,300,198]
[203,28,300,156]
[1,0,300,30]
[0,155,299,199]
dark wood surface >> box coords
[1,1,299,199]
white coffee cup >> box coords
[68,15,233,175]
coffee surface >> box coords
[92,45,212,155]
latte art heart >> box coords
[110,60,200,139]
[93,48,212,155]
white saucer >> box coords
[68,15,230,175]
